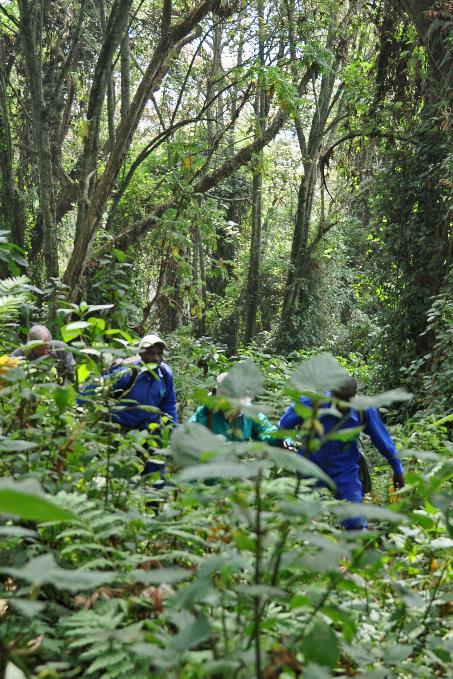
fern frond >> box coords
[0,276,30,295]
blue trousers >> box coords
[335,477,368,530]
[142,458,166,488]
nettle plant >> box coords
[0,349,452,678]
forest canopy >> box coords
[0,0,450,378]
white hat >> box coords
[138,334,166,350]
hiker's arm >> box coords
[278,402,302,430]
[58,348,76,382]
[252,413,279,444]
[109,366,136,394]
[364,408,404,478]
[78,365,130,404]
[189,406,208,426]
[160,369,178,424]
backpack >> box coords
[110,360,169,400]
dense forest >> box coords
[0,0,452,677]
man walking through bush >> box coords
[278,376,405,529]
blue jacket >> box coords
[110,361,178,429]
[278,398,403,484]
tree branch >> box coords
[48,0,87,110]
[63,0,222,294]
[161,0,172,35]
[99,62,318,255]
[0,5,21,30]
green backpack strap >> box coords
[112,362,169,401]
[111,363,139,400]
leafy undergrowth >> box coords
[0,303,452,678]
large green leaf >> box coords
[1,553,115,590]
[302,619,340,668]
[290,354,349,394]
[332,503,405,523]
[267,448,335,489]
[53,385,76,413]
[303,663,333,679]
[0,438,38,452]
[0,478,75,522]
[236,584,286,598]
[170,577,213,609]
[220,360,264,399]
[325,426,363,443]
[0,526,36,537]
[179,460,267,481]
[350,389,412,410]
[60,321,90,342]
[169,610,211,653]
[5,663,27,679]
[384,644,414,663]
[171,423,229,468]
[130,567,192,584]
[86,304,114,313]
[7,598,46,617]
[197,553,246,578]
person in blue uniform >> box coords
[108,334,177,481]
[109,334,177,431]
[278,377,405,529]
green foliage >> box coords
[0,309,451,678]
[0,231,27,275]
[0,276,34,350]
[403,281,453,413]
[0,478,75,522]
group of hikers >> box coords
[11,324,405,529]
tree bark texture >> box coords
[244,0,266,344]
[19,0,59,280]
[63,0,222,297]
[280,1,356,334]
[0,36,25,250]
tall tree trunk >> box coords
[156,257,182,333]
[386,0,452,359]
[192,223,207,336]
[279,2,349,343]
[120,26,131,121]
[0,37,25,251]
[19,0,59,282]
[73,0,132,252]
[244,156,263,343]
[205,20,223,172]
[207,17,245,305]
[244,0,266,343]
[63,0,219,297]
[280,158,317,319]
[98,0,116,150]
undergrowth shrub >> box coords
[0,286,451,678]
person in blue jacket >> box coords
[108,334,177,480]
[109,334,177,431]
[278,377,405,529]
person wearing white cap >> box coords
[108,333,177,432]
[189,371,281,444]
